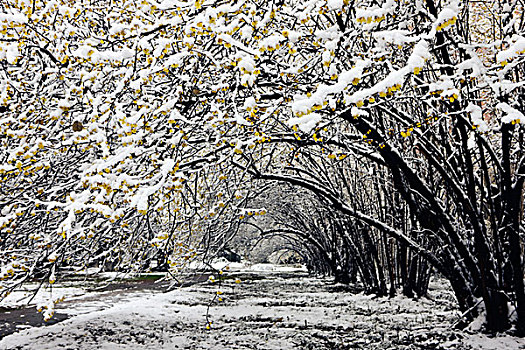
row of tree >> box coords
[0,0,524,333]
[246,181,432,299]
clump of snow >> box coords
[433,1,459,32]
[245,263,307,273]
[286,113,322,133]
[497,102,524,124]
[258,34,285,51]
[351,106,369,118]
[373,30,420,46]
[322,50,332,66]
[466,104,488,132]
[282,30,302,43]
[355,0,396,26]
[0,12,28,25]
[326,0,344,11]
[71,45,134,63]
[290,60,370,115]
[429,79,454,94]
[0,42,21,64]
[497,35,525,65]
[164,52,189,67]
[407,40,431,72]
[342,39,431,106]
[243,97,256,111]
[238,55,256,74]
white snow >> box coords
[433,7,458,32]
[286,113,322,133]
[497,102,524,124]
[242,97,256,111]
[2,272,525,349]
[0,12,28,24]
[466,103,488,132]
[2,43,20,64]
[290,60,370,115]
[496,35,525,64]
[259,34,285,51]
[326,0,344,11]
[355,0,396,25]
[0,285,86,310]
[373,30,420,46]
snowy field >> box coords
[2,265,525,349]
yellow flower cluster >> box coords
[400,128,412,138]
[443,92,459,103]
[356,15,386,24]
[354,84,402,109]
[327,153,347,160]
[436,16,457,32]
[238,209,266,220]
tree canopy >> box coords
[1,0,524,332]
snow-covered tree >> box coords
[0,0,252,317]
[183,0,524,332]
[1,0,524,333]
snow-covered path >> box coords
[2,270,525,349]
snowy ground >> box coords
[2,264,525,349]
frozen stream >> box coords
[1,267,525,349]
